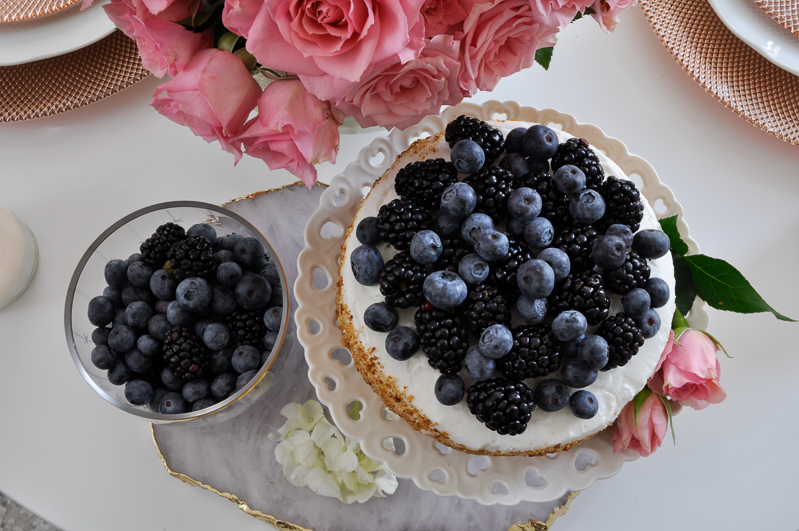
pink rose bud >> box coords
[612,392,668,457]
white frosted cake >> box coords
[336,119,676,456]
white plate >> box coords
[708,0,799,76]
[0,0,115,66]
[294,101,708,505]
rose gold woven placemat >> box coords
[0,0,80,22]
[0,30,149,122]
[640,0,799,147]
[754,0,799,37]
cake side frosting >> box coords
[336,121,676,456]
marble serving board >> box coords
[151,184,575,531]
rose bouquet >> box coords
[84,0,638,185]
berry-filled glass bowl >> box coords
[65,201,289,424]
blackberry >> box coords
[395,159,459,210]
[597,313,645,370]
[140,222,186,269]
[598,176,644,232]
[165,235,216,281]
[376,199,431,251]
[464,167,518,222]
[378,251,426,309]
[445,115,505,166]
[162,326,211,383]
[551,223,599,273]
[603,250,651,295]
[547,270,611,326]
[496,324,561,381]
[466,378,536,436]
[415,307,470,373]
[433,237,472,272]
[522,169,572,228]
[487,238,533,297]
[550,137,604,189]
[226,309,267,349]
[461,284,511,335]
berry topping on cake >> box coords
[415,307,470,373]
[467,378,536,435]
[548,269,611,326]
[379,251,427,309]
[599,176,644,232]
[603,249,651,295]
[597,313,646,370]
[550,137,605,189]
[395,159,459,210]
[463,167,518,222]
[496,323,561,381]
[461,284,512,335]
[376,199,431,251]
[445,115,505,166]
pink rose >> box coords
[455,0,558,95]
[612,393,668,457]
[241,0,427,87]
[221,0,263,39]
[648,329,726,411]
[421,0,474,35]
[151,49,262,162]
[326,35,464,130]
[103,0,210,77]
[236,79,344,186]
[529,0,595,29]
[590,0,637,33]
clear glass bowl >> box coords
[64,201,289,424]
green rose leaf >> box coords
[684,254,795,322]
[658,395,676,445]
[633,387,652,426]
[672,254,696,316]
[658,215,689,256]
[535,47,553,71]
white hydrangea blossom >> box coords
[269,399,398,503]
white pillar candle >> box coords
[0,206,38,310]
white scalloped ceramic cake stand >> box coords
[295,101,708,506]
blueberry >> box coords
[561,335,585,359]
[474,229,509,262]
[553,165,586,196]
[356,216,381,245]
[635,309,661,339]
[211,372,236,398]
[187,223,217,244]
[577,335,609,370]
[498,152,530,178]
[210,348,233,374]
[176,277,212,313]
[182,379,210,403]
[569,390,599,419]
[385,326,419,361]
[91,345,115,370]
[159,392,187,414]
[259,262,281,288]
[605,224,634,248]
[136,334,160,356]
[123,285,153,306]
[104,259,128,288]
[160,368,184,391]
[107,362,133,386]
[113,308,127,328]
[507,187,542,221]
[534,379,569,412]
[464,345,495,381]
[458,253,490,284]
[429,213,460,237]
[516,259,555,299]
[125,300,153,330]
[214,249,234,266]
[192,318,213,338]
[560,359,598,388]
[107,324,136,354]
[523,125,559,161]
[644,277,670,309]
[523,217,554,249]
[350,245,383,286]
[363,302,398,332]
[552,310,587,341]
[125,349,153,373]
[440,182,477,219]
[216,233,243,252]
[409,230,443,265]
[216,261,243,288]
[92,327,110,345]
[478,324,514,359]
[505,127,527,154]
[125,380,154,406]
[148,314,171,340]
[126,260,153,289]
[154,299,170,314]
[88,296,115,327]
[434,373,466,406]
[202,322,230,351]
[232,345,261,373]
[192,398,217,411]
[263,306,283,332]
[451,139,486,173]
[102,286,123,307]
[235,370,258,391]
[268,283,283,308]
[149,269,178,300]
[233,237,266,269]
[536,247,570,281]
[234,274,272,310]
[570,189,606,224]
[591,234,627,270]
[460,213,494,245]
[507,217,531,239]
[423,270,468,310]
[516,296,547,324]
[623,288,651,319]
[127,253,143,265]
[263,331,278,351]
[167,300,194,327]
[632,229,671,259]
[210,284,237,316]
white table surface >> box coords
[1,7,798,531]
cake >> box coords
[336,117,676,457]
